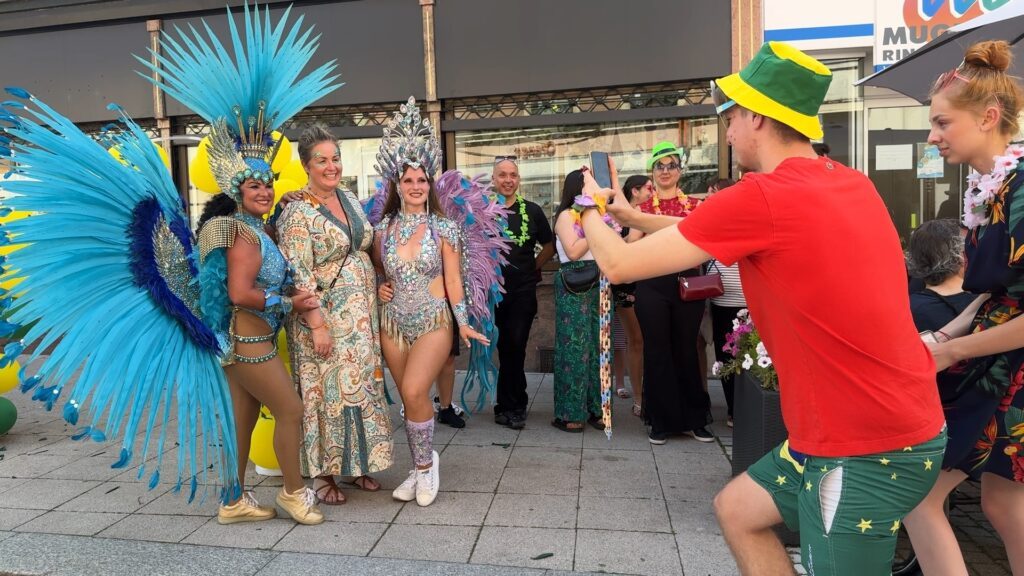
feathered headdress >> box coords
[374,96,442,182]
[136,2,342,199]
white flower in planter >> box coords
[756,341,768,357]
[757,356,772,368]
[742,354,754,370]
[712,361,722,376]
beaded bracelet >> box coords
[452,301,470,327]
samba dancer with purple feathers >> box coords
[368,98,509,507]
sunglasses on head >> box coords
[653,162,681,172]
[494,155,518,165]
[934,60,970,93]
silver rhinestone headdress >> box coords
[375,96,441,182]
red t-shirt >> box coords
[678,156,944,457]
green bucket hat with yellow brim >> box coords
[647,141,688,170]
[713,41,832,140]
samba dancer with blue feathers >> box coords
[367,98,510,507]
[0,2,334,523]
[135,3,344,524]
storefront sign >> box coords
[873,0,1017,72]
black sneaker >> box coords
[495,410,526,430]
[687,427,715,443]
[438,406,466,429]
[648,431,668,445]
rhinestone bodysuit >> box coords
[233,211,289,332]
[377,212,460,349]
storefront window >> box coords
[867,106,966,242]
[819,58,864,171]
[454,118,718,218]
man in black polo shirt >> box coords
[493,156,554,429]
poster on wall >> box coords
[917,143,945,178]
[873,0,1020,72]
[875,144,913,171]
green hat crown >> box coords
[647,141,688,169]
[714,42,832,139]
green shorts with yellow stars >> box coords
[747,428,946,576]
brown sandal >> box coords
[313,477,347,505]
[343,475,381,492]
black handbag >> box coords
[562,260,599,293]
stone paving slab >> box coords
[0,532,276,576]
[96,513,209,543]
[257,551,619,576]
[0,478,99,510]
[484,493,578,529]
[1,370,1009,575]
[13,510,125,536]
[471,526,576,571]
[575,528,683,576]
[0,507,44,531]
[271,520,388,556]
[369,524,480,563]
[577,496,672,533]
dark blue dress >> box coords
[947,158,1024,482]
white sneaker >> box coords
[392,469,417,502]
[415,451,440,507]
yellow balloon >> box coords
[108,142,170,171]
[272,178,300,213]
[154,143,171,171]
[277,331,292,375]
[281,159,308,188]
[0,360,19,394]
[270,132,292,174]
[189,140,220,193]
[249,407,279,469]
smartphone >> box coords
[589,151,612,189]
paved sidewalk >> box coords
[0,370,738,576]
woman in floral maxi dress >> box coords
[277,124,393,504]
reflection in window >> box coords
[454,118,719,218]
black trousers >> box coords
[635,274,711,434]
[711,303,746,418]
[494,286,538,414]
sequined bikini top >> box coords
[377,212,459,291]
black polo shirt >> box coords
[502,198,552,292]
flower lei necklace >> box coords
[963,142,1024,229]
[505,193,530,246]
[651,189,688,215]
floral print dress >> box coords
[947,152,1024,482]
[277,189,394,478]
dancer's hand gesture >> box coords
[459,324,490,348]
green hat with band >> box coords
[713,41,832,140]
[647,141,688,169]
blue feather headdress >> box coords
[135,2,342,199]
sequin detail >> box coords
[377,213,460,349]
[405,418,435,467]
[232,211,290,332]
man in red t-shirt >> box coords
[577,42,946,575]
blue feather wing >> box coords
[434,171,512,412]
[0,89,238,502]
